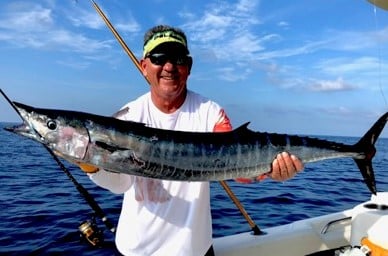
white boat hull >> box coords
[214,192,388,256]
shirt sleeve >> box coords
[88,169,133,194]
[213,109,233,132]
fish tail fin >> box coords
[353,112,388,195]
[354,158,376,195]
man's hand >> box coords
[269,152,303,181]
[235,152,303,183]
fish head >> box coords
[6,102,90,161]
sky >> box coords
[1,0,388,137]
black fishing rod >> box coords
[0,89,115,246]
[44,147,116,246]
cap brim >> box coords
[150,42,189,55]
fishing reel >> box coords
[79,216,104,247]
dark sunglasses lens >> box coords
[148,53,190,66]
[175,56,190,65]
[149,54,168,65]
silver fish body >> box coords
[6,101,388,194]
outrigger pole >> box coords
[368,0,388,10]
[90,0,263,235]
[89,0,149,84]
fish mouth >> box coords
[4,122,43,141]
[1,89,40,140]
[4,123,30,134]
[1,95,45,142]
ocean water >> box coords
[1,122,388,255]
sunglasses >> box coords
[146,53,192,66]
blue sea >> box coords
[1,122,388,255]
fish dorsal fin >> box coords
[112,107,129,118]
[234,122,251,132]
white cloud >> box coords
[255,39,329,60]
[309,77,356,92]
[179,0,385,83]
[215,66,252,82]
[66,9,103,29]
[316,57,383,75]
[0,5,53,32]
[277,21,290,29]
[182,0,262,61]
[48,30,112,53]
[116,21,141,34]
[324,27,388,51]
[0,2,113,53]
[56,59,91,70]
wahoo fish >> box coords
[5,101,387,195]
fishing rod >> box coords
[44,148,116,246]
[0,89,115,246]
[90,0,263,235]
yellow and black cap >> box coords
[143,29,189,57]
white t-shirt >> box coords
[89,90,229,256]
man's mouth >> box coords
[161,75,177,80]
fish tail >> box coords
[353,112,388,195]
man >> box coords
[81,25,303,256]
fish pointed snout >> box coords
[4,122,40,141]
[4,123,30,134]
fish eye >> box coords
[46,120,57,130]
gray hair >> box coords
[143,25,188,48]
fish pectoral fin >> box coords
[78,163,99,173]
[235,177,255,183]
[257,173,268,181]
[235,174,268,183]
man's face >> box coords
[141,44,192,102]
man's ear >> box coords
[187,56,193,74]
[140,58,147,76]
